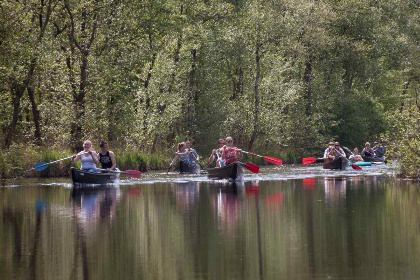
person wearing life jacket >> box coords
[72,140,100,173]
[98,141,117,171]
[221,137,242,166]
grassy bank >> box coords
[0,144,169,179]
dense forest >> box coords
[0,0,419,178]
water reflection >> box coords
[1,176,420,280]
[71,187,121,229]
[209,182,245,236]
[324,177,347,208]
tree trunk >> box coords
[400,81,410,113]
[141,52,157,141]
[187,49,197,141]
[303,43,313,116]
[151,30,183,152]
[27,86,42,145]
[249,39,261,150]
[71,52,89,151]
[65,0,99,150]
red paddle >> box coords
[350,163,362,170]
[229,148,283,165]
[243,162,260,174]
[302,157,317,164]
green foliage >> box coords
[1,0,419,178]
[384,109,420,179]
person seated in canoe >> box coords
[373,141,385,159]
[208,139,225,167]
[333,142,346,158]
[98,141,117,172]
[323,142,335,162]
[171,142,197,167]
[221,137,243,166]
[361,142,375,158]
[186,140,200,163]
[72,140,99,173]
[348,147,364,162]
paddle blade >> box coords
[351,164,362,170]
[123,170,142,178]
[263,156,283,165]
[302,157,317,164]
[34,162,49,171]
[244,162,260,174]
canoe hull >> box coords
[362,156,385,163]
[349,161,372,166]
[71,167,120,185]
[323,157,348,170]
[179,161,200,174]
[207,162,245,181]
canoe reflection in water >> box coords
[324,177,347,209]
[71,187,121,231]
[209,181,245,236]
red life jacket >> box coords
[224,146,239,165]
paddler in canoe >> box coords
[170,142,199,172]
[72,140,100,173]
[373,141,385,160]
[361,142,375,157]
[221,136,243,166]
[98,141,117,172]
[208,138,225,167]
[348,147,364,162]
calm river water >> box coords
[1,164,419,280]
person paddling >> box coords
[361,142,375,157]
[349,147,364,162]
[186,141,200,162]
[323,142,335,163]
[373,141,385,159]
[72,140,99,173]
[208,139,225,167]
[221,137,242,166]
[98,141,117,171]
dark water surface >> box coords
[1,165,420,280]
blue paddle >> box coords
[34,154,77,171]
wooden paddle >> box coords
[243,162,260,174]
[228,148,283,165]
[34,154,77,171]
[97,169,142,178]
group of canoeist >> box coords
[72,140,117,172]
[323,141,385,163]
[170,137,243,171]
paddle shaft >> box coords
[227,147,282,165]
[45,155,76,165]
[34,154,78,171]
